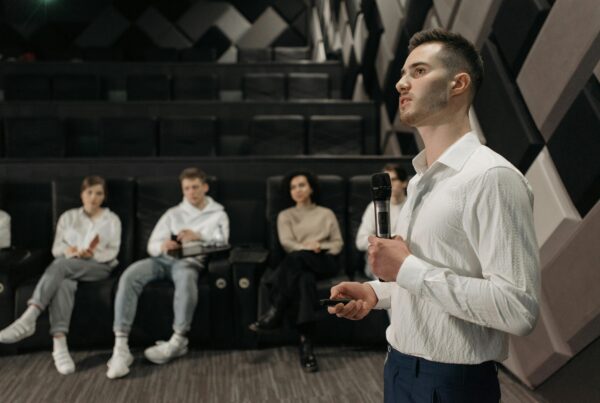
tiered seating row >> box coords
[0,100,379,156]
[0,62,343,101]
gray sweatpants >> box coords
[28,257,112,335]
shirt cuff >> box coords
[368,280,392,310]
[396,254,428,296]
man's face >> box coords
[181,178,208,207]
[395,42,452,127]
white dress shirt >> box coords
[52,208,122,266]
[147,196,229,257]
[369,132,540,364]
[0,210,10,248]
[356,201,405,278]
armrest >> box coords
[229,246,269,265]
[0,248,52,291]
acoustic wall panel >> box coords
[473,40,544,173]
[547,79,600,217]
[353,14,369,64]
[492,0,550,76]
[433,0,461,28]
[451,0,502,49]
[517,0,600,139]
[177,3,229,42]
[525,148,581,267]
[375,0,404,55]
[136,7,192,49]
[214,6,252,43]
[237,7,288,48]
[75,6,130,48]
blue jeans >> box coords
[384,346,501,403]
[113,256,201,335]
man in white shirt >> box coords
[329,29,539,402]
[107,167,229,379]
[355,164,408,279]
[0,210,10,249]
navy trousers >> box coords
[384,346,501,403]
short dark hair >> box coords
[281,171,320,206]
[81,175,107,198]
[179,167,207,183]
[383,163,408,182]
[408,29,484,96]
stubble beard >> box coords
[399,78,450,127]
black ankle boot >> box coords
[248,306,283,332]
[299,337,318,373]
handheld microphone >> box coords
[371,173,392,239]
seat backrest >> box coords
[179,48,216,62]
[4,75,52,101]
[135,176,219,260]
[52,74,102,101]
[218,178,266,247]
[159,117,218,156]
[308,115,364,155]
[249,115,305,155]
[4,118,65,158]
[172,75,219,100]
[0,182,53,249]
[126,74,170,101]
[287,73,330,100]
[52,178,136,268]
[65,118,101,157]
[238,48,272,63]
[273,46,311,61]
[242,73,286,101]
[100,117,157,157]
[347,175,372,278]
[266,175,346,268]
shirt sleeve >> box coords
[219,212,230,244]
[51,212,69,258]
[277,211,303,253]
[0,212,10,248]
[368,279,396,310]
[355,203,374,251]
[396,167,540,336]
[93,214,122,263]
[320,210,344,255]
[147,211,172,257]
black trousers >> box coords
[384,346,501,403]
[270,250,338,326]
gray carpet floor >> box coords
[0,347,547,403]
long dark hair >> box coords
[281,171,320,206]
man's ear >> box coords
[450,72,471,96]
[203,182,209,193]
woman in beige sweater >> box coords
[249,171,343,373]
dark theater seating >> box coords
[3,75,52,101]
[52,74,102,101]
[243,73,286,101]
[171,75,219,100]
[159,117,218,157]
[127,74,171,101]
[287,73,330,100]
[308,115,364,155]
[273,47,311,62]
[238,48,273,63]
[4,118,65,158]
[100,118,157,157]
[249,115,306,155]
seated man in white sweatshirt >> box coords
[355,164,408,279]
[106,168,229,379]
[0,210,10,249]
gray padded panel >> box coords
[273,46,311,61]
[433,0,460,28]
[546,78,600,217]
[249,115,305,155]
[473,40,544,173]
[287,73,330,100]
[516,0,600,139]
[159,117,218,157]
[237,48,272,62]
[308,115,363,155]
[136,7,192,49]
[237,7,287,49]
[492,0,550,76]
[75,6,130,48]
[451,0,502,49]
[242,73,286,101]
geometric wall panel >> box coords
[451,0,502,49]
[237,7,288,48]
[542,201,600,353]
[136,7,192,49]
[473,40,544,173]
[75,6,130,48]
[517,0,600,140]
[433,0,461,28]
[492,0,550,76]
[403,0,433,36]
[214,6,252,43]
[177,3,229,42]
[375,0,404,55]
[547,78,600,217]
[525,148,581,267]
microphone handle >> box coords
[373,200,391,282]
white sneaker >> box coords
[0,318,35,343]
[144,337,188,365]
[53,349,75,375]
[106,347,134,379]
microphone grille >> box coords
[371,173,391,200]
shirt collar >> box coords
[412,131,480,174]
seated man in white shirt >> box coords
[0,210,10,249]
[329,29,539,402]
[107,167,229,379]
[355,164,408,279]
